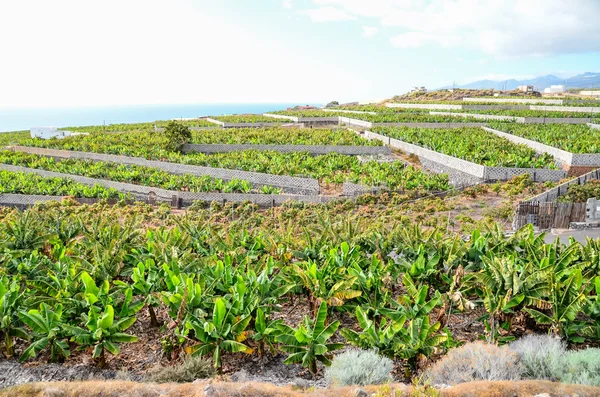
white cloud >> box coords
[362,26,379,38]
[303,0,600,57]
[282,0,293,9]
[302,6,356,22]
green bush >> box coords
[146,355,214,383]
[508,334,565,380]
[556,348,600,387]
[325,349,393,386]
[163,121,192,152]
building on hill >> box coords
[517,85,534,93]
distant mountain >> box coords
[440,72,600,91]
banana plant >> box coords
[128,259,162,327]
[66,304,138,368]
[341,306,406,358]
[186,297,253,369]
[18,303,70,363]
[525,268,589,340]
[276,301,343,376]
[0,277,29,358]
[252,307,282,356]
[395,316,448,373]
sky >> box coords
[0,0,599,107]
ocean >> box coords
[0,103,319,132]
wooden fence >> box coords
[513,201,587,229]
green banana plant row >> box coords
[0,203,600,373]
[16,131,449,191]
[0,150,268,194]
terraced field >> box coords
[487,122,600,153]
[8,129,449,191]
[188,127,381,145]
[271,109,479,123]
[372,126,558,168]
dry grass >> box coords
[3,380,600,397]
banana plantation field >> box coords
[211,115,293,123]
[15,131,449,190]
[372,126,558,168]
[0,192,600,379]
[65,119,217,133]
[188,127,381,146]
[488,122,600,153]
[271,110,480,123]
[0,170,124,198]
[445,109,599,118]
[0,151,266,194]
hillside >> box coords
[441,72,600,91]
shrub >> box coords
[163,121,192,152]
[425,341,521,386]
[324,349,393,386]
[508,334,566,380]
[146,355,214,383]
[556,348,600,387]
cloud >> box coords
[282,0,293,9]
[301,6,356,22]
[361,26,378,38]
[302,0,600,57]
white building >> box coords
[517,85,534,93]
[544,85,565,94]
[30,127,86,140]
[409,86,427,94]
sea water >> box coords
[0,103,319,132]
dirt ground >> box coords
[3,379,600,397]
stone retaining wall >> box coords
[531,105,600,113]
[205,118,225,126]
[364,130,485,179]
[523,169,600,203]
[182,143,390,156]
[262,113,299,122]
[10,146,320,195]
[0,191,341,209]
[339,117,372,129]
[429,111,525,122]
[321,109,377,115]
[221,122,289,128]
[482,126,600,167]
[523,117,592,124]
[364,130,566,182]
[386,103,462,110]
[376,122,487,128]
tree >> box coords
[163,121,191,152]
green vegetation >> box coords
[271,110,480,123]
[19,132,449,191]
[212,115,291,123]
[0,151,262,193]
[488,122,600,153]
[0,199,598,374]
[371,126,557,168]
[65,119,216,133]
[445,109,598,118]
[0,170,124,198]
[558,180,600,203]
[163,121,192,152]
[188,127,380,146]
